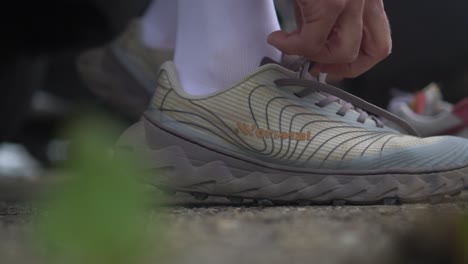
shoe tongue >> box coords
[260,56,311,70]
[259,57,281,67]
[260,56,318,82]
[411,83,444,115]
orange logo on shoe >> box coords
[233,122,312,142]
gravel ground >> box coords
[1,192,468,264]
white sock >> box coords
[175,0,282,96]
[141,0,177,49]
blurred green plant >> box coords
[36,114,161,264]
[389,214,468,264]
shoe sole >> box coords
[115,118,468,206]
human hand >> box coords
[268,0,392,78]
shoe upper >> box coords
[146,61,468,173]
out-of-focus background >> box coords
[1,1,468,264]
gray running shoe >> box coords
[77,20,173,120]
[116,59,468,205]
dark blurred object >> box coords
[389,216,468,264]
[0,56,46,143]
[1,0,149,163]
[349,0,468,107]
[3,0,150,54]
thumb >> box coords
[267,30,303,55]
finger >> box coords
[309,66,344,83]
[315,0,392,78]
[361,0,392,60]
[313,0,365,64]
[293,0,303,30]
[314,55,374,78]
[268,0,343,57]
[268,30,304,55]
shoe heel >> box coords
[115,119,238,194]
[115,120,147,151]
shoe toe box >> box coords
[373,135,468,171]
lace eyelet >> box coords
[336,112,346,117]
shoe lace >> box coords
[276,59,419,136]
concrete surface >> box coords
[1,192,468,264]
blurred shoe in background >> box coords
[77,20,174,121]
[0,143,41,179]
[388,83,468,138]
